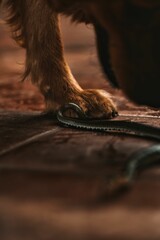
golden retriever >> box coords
[1,0,160,119]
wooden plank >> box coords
[0,111,159,240]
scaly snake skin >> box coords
[57,103,160,141]
[57,103,160,186]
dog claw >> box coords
[112,111,119,118]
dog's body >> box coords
[0,0,160,118]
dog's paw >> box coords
[65,89,118,119]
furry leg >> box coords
[4,0,117,117]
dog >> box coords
[49,0,160,108]
[0,1,160,120]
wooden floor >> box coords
[0,17,160,240]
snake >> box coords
[57,103,160,187]
[57,103,160,141]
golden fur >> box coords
[0,0,117,118]
[51,0,160,107]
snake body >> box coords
[57,103,160,141]
[57,103,160,186]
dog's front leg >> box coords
[9,0,117,118]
